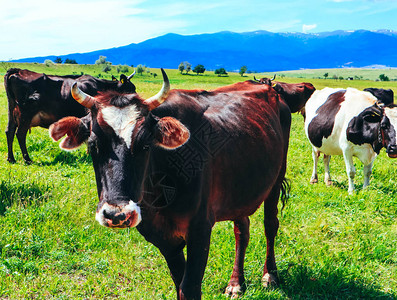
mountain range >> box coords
[10,29,397,72]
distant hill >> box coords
[10,29,397,72]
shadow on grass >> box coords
[0,180,51,215]
[241,264,395,299]
[39,151,92,167]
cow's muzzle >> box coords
[386,145,397,158]
[96,201,142,228]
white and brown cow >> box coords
[305,87,397,193]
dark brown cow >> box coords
[254,74,315,117]
[4,68,136,163]
[50,69,313,299]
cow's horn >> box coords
[127,70,136,80]
[71,82,95,108]
[271,74,276,81]
[254,76,260,82]
[144,68,170,110]
[375,100,385,108]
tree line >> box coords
[44,55,251,78]
[46,56,395,82]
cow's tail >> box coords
[4,68,20,105]
[4,68,20,116]
[280,177,290,212]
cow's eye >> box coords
[363,113,381,123]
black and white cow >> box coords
[305,87,397,193]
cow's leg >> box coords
[342,151,355,194]
[262,184,281,287]
[310,148,320,184]
[179,220,212,300]
[161,245,186,299]
[5,116,17,163]
[225,217,250,298]
[323,154,332,186]
[16,122,32,164]
[363,161,373,189]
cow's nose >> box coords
[103,209,126,226]
[387,145,397,158]
[96,201,142,228]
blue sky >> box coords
[1,0,397,61]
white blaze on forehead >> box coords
[101,105,140,148]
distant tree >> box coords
[215,68,228,77]
[178,62,185,74]
[95,55,108,65]
[116,64,130,73]
[193,64,205,75]
[153,73,157,78]
[102,64,112,73]
[44,59,54,67]
[379,74,390,81]
[239,66,247,77]
[339,76,344,81]
[185,62,192,74]
[137,64,146,75]
[64,58,77,64]
[332,75,338,80]
[54,57,62,64]
[95,55,112,73]
[324,72,329,79]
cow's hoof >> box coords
[7,158,16,164]
[224,284,242,298]
[325,180,332,186]
[310,178,318,184]
[23,158,33,165]
[262,273,278,288]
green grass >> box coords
[260,67,397,82]
[0,63,396,299]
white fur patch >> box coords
[385,107,397,130]
[101,105,140,148]
[124,201,142,226]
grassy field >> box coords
[0,63,396,299]
[259,67,397,82]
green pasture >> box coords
[0,63,395,299]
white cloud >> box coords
[0,0,186,60]
[302,24,317,33]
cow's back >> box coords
[159,84,290,221]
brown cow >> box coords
[253,74,315,118]
[50,69,313,299]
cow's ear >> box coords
[120,74,127,84]
[272,83,283,93]
[112,75,118,82]
[346,116,364,144]
[49,116,90,150]
[153,117,190,149]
